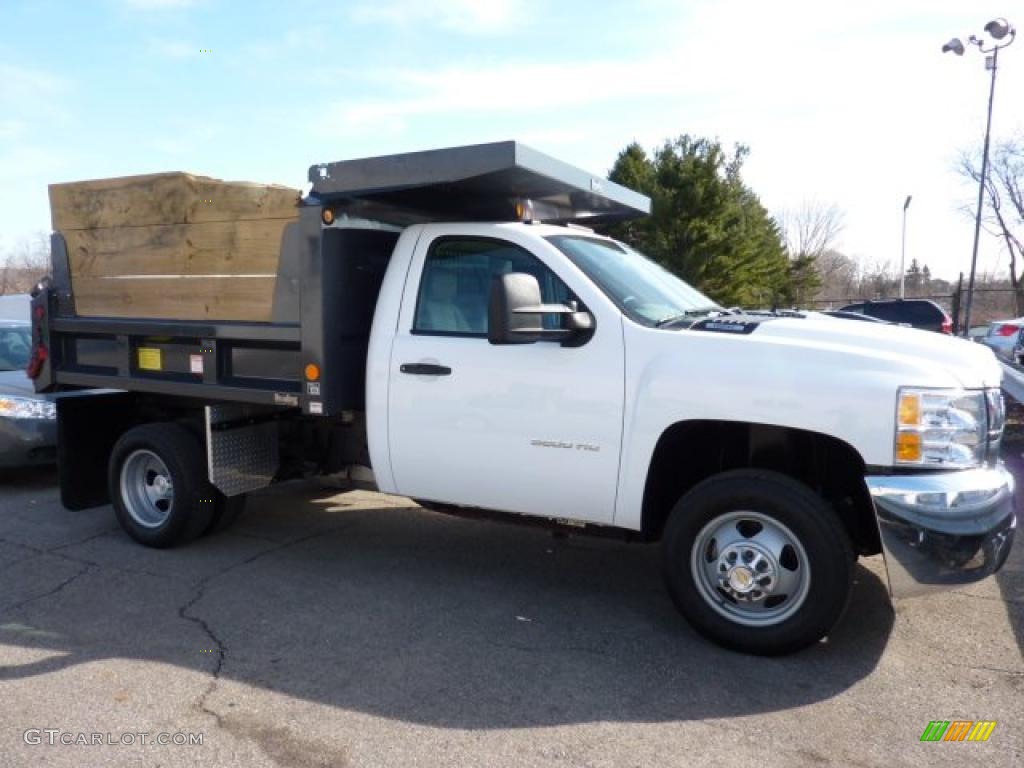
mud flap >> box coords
[57,391,137,510]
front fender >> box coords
[614,324,957,529]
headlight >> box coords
[895,388,986,468]
[0,396,56,420]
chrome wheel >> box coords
[120,449,174,529]
[690,511,811,627]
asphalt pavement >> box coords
[0,468,1021,767]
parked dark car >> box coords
[838,299,952,334]
[0,320,57,467]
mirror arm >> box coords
[512,305,577,315]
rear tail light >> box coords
[26,342,48,380]
[941,317,953,334]
[995,323,1020,336]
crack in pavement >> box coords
[176,522,354,733]
[0,532,178,583]
[0,562,94,615]
[0,536,46,555]
[178,581,228,727]
[50,528,120,553]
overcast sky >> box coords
[2,0,1022,282]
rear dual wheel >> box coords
[109,423,246,548]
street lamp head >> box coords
[942,37,965,55]
[904,195,912,211]
[983,18,1014,40]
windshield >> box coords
[546,235,720,327]
[0,326,30,371]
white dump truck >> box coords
[30,142,1015,654]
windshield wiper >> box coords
[655,307,724,327]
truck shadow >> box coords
[0,482,896,729]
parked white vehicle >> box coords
[32,143,1016,655]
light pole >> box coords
[943,18,1016,336]
[900,195,912,299]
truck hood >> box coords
[697,313,1002,389]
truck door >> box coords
[387,226,625,525]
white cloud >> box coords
[319,56,694,132]
[350,0,527,35]
[119,0,197,9]
[313,0,1024,278]
[149,39,200,58]
[151,123,224,157]
[0,119,26,141]
[0,63,67,102]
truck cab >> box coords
[30,142,1016,655]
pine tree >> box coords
[601,135,789,307]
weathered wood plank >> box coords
[72,276,277,322]
[49,173,300,231]
[64,219,291,277]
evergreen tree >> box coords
[601,136,789,307]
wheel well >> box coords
[641,421,880,555]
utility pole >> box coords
[900,195,912,299]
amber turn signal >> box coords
[898,393,921,427]
[896,432,922,462]
[305,363,321,381]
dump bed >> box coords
[32,141,650,417]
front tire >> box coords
[109,423,215,548]
[662,469,854,655]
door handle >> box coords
[400,363,452,376]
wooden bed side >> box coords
[49,172,300,321]
[49,172,300,230]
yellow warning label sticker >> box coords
[138,347,162,371]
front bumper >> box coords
[0,417,57,468]
[866,465,1016,598]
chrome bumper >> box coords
[866,465,1016,598]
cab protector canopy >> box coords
[308,141,651,226]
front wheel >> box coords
[662,469,854,655]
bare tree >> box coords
[778,202,846,262]
[815,249,860,300]
[958,137,1024,315]
[776,202,847,304]
[0,232,50,295]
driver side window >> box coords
[413,237,573,336]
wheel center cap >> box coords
[727,566,756,593]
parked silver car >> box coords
[981,317,1024,363]
[0,319,57,467]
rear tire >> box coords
[662,469,854,655]
[108,423,215,548]
[205,493,247,535]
